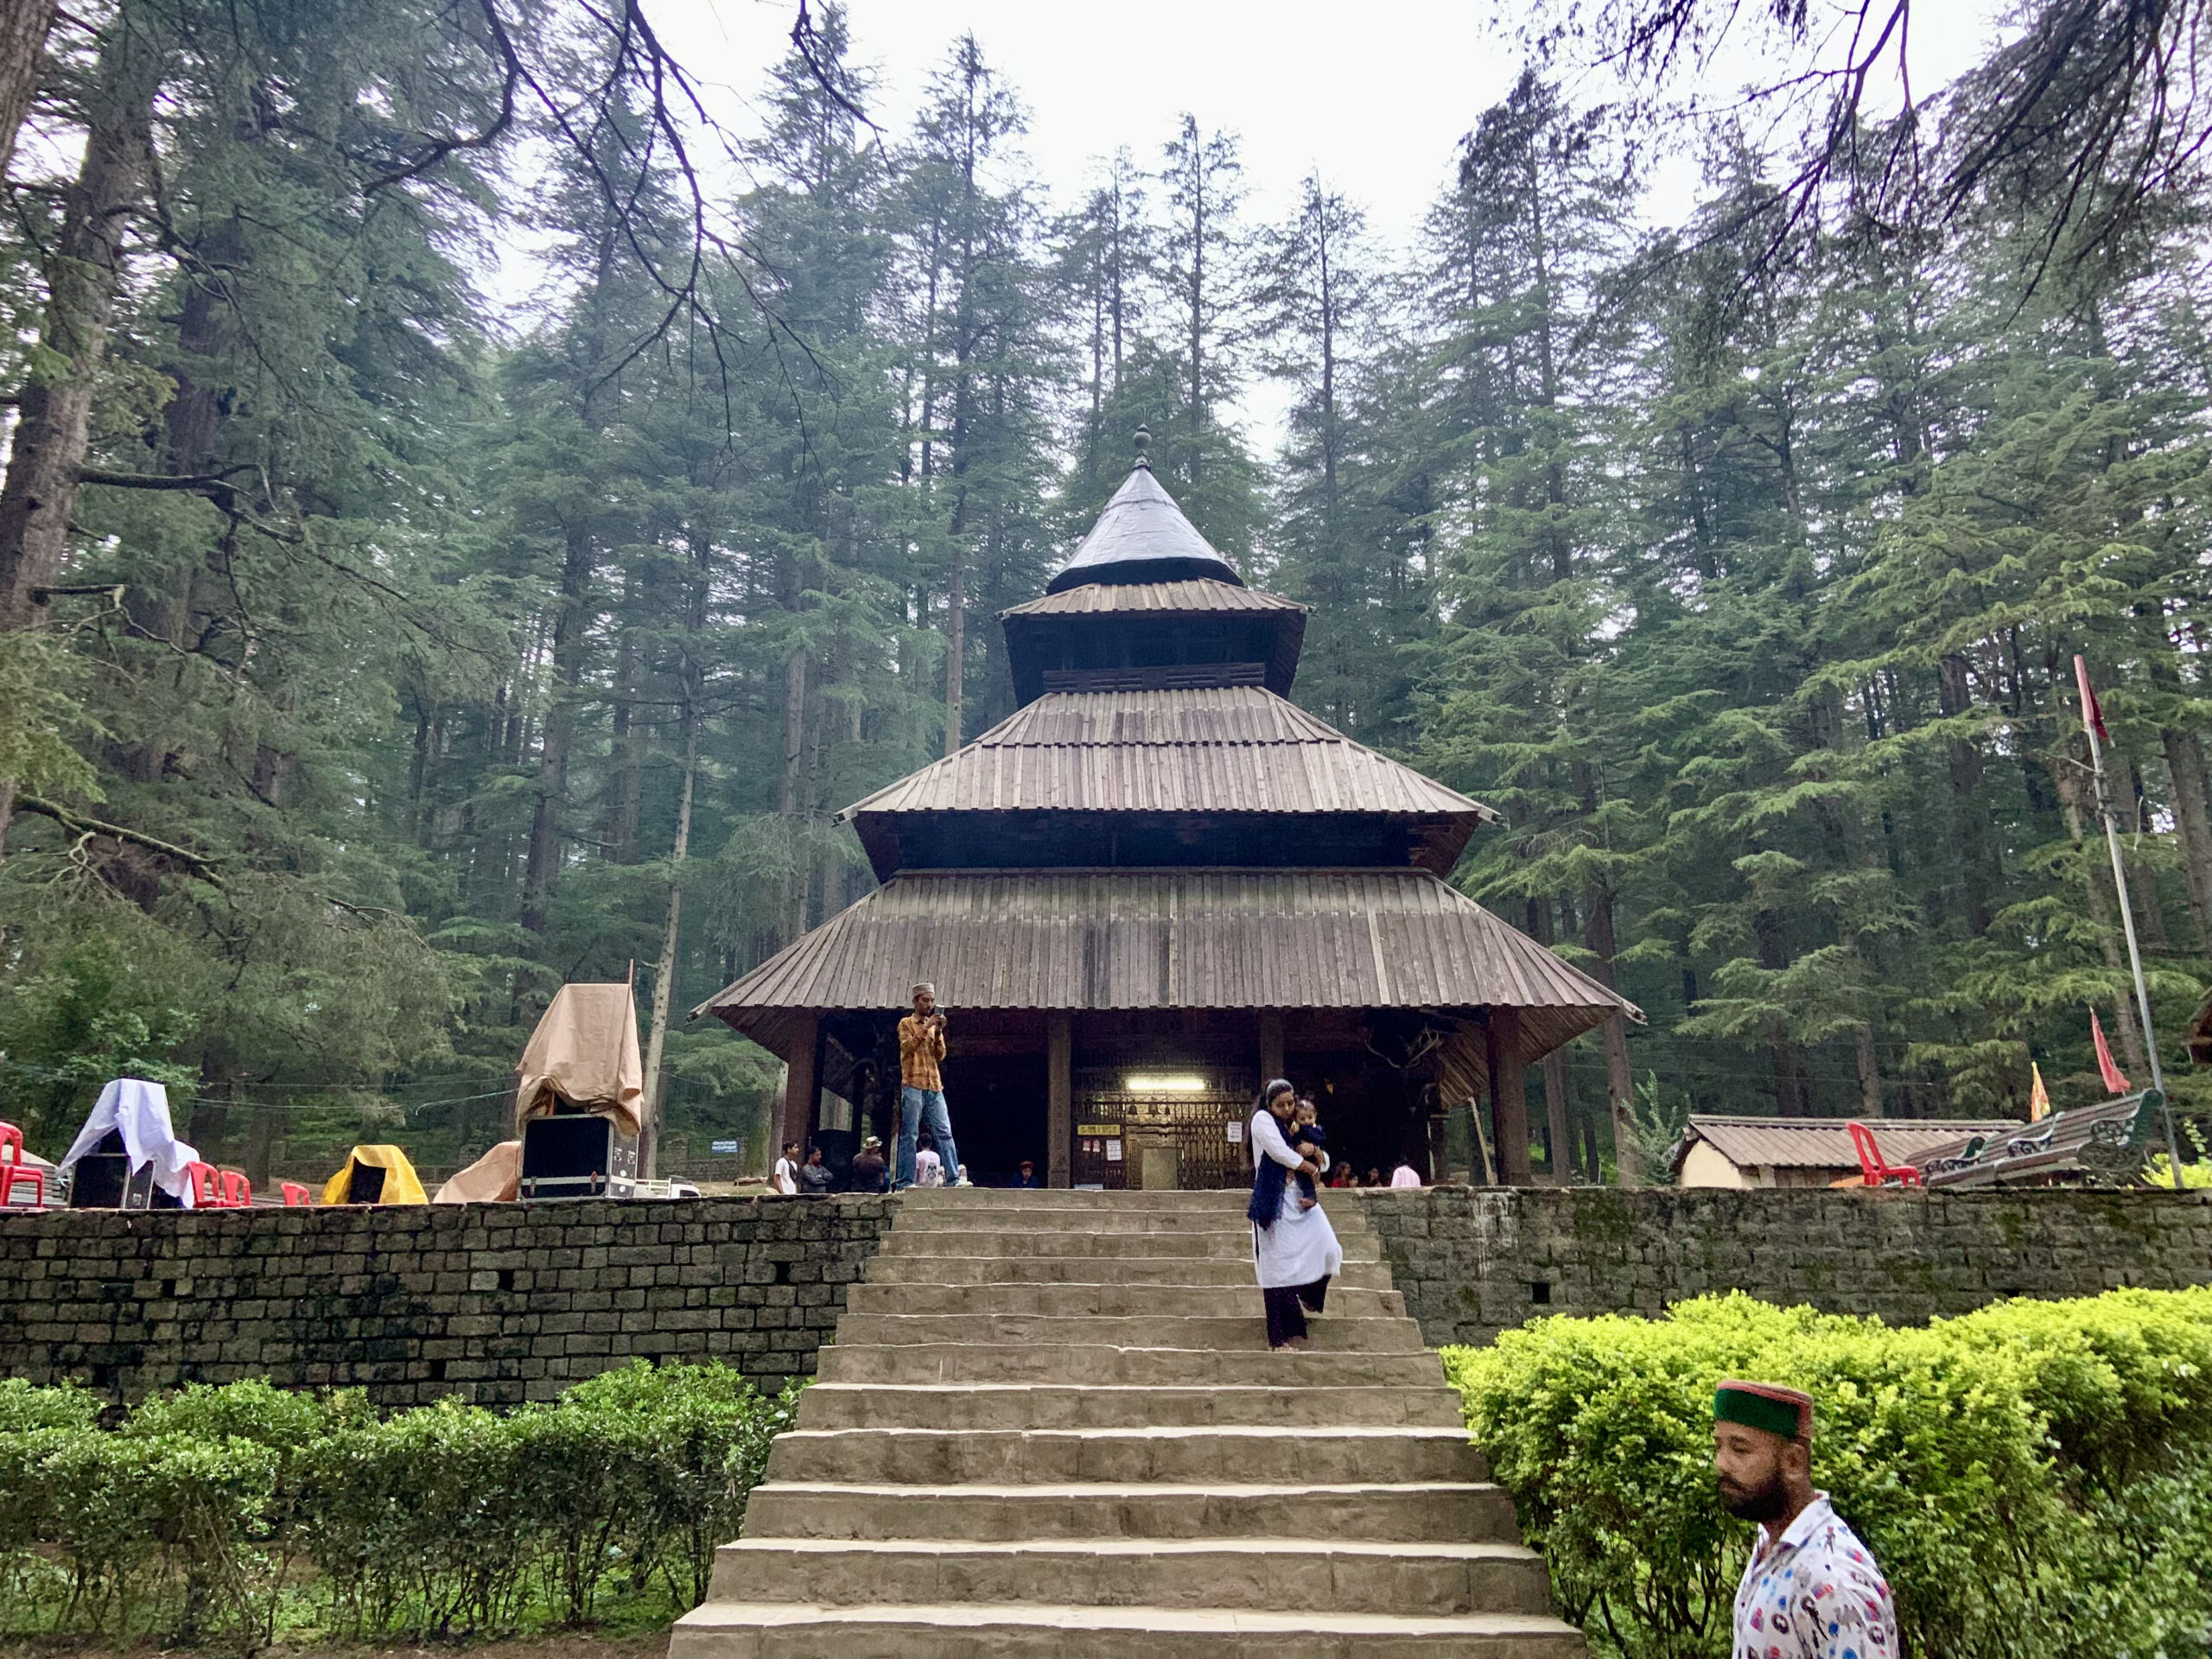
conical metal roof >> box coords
[1046,460,1243,594]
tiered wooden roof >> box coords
[698,868,1626,1065]
[701,447,1639,1046]
[839,685,1495,880]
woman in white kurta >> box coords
[1249,1080,1344,1348]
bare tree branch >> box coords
[12,793,225,884]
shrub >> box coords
[0,1364,806,1648]
[0,1377,102,1433]
[1443,1286,2212,1659]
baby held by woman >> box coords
[1289,1097,1325,1209]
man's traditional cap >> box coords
[1714,1381,1815,1441]
[911,982,935,1000]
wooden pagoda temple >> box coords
[697,441,1639,1187]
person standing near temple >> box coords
[1715,1381,1897,1659]
[1247,1078,1342,1349]
[897,982,965,1189]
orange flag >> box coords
[2029,1062,2051,1122]
[2090,1008,2133,1095]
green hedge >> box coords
[0,1364,800,1648]
[1443,1286,2212,1659]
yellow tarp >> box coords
[321,1144,429,1206]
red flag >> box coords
[2090,1008,2132,1095]
[2075,655,2110,746]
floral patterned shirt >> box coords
[1732,1494,1897,1659]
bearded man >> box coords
[1713,1381,1897,1659]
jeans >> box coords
[898,1086,959,1189]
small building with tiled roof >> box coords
[1671,1115,2025,1189]
[698,433,1638,1187]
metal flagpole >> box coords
[2075,656,2186,1190]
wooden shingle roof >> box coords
[1001,580,1302,620]
[838,687,1496,822]
[697,868,1637,1061]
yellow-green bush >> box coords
[0,1362,801,1648]
[1444,1286,2212,1659]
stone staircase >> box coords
[671,1187,1584,1657]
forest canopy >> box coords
[1,0,2209,1183]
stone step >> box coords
[830,1312,1427,1353]
[764,1425,1486,1487]
[844,1281,1406,1319]
[740,1480,1524,1543]
[891,1211,1268,1236]
[671,1602,1585,1659]
[871,1238,1353,1274]
[817,1342,1449,1388]
[796,1382,1468,1432]
[898,1188,1258,1210]
[710,1536,1553,1617]
[891,1204,1378,1237]
[861,1253,1399,1288]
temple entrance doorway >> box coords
[935,1051,1046,1186]
[1071,1067,1256,1189]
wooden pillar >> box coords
[1047,1011,1073,1189]
[1488,1007,1532,1185]
[776,1014,819,1163]
[1542,1049,1573,1185]
[1258,1008,1286,1086]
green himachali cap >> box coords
[1714,1380,1815,1441]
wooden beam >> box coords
[1258,1008,1285,1085]
[777,1014,820,1162]
[1488,1007,1532,1185]
[1047,1012,1072,1188]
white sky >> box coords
[649,0,2013,444]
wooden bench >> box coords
[1920,1090,2165,1188]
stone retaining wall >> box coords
[1349,1185,2212,1348]
[5,1188,2208,1405]
[0,1194,896,1407]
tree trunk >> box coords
[1856,1023,1883,1118]
[944,514,965,757]
[0,0,54,186]
[1582,879,1644,1185]
[1938,652,1995,934]
[639,717,696,1180]
[0,21,161,629]
[2163,728,2212,950]
[1527,899,1573,1184]
[521,517,594,934]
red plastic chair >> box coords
[182,1160,222,1207]
[218,1169,252,1207]
[1847,1121,1922,1188]
[0,1122,45,1208]
[281,1181,313,1206]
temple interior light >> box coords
[1123,1073,1209,1093]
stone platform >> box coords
[670,1188,1582,1658]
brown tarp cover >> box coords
[435,1140,521,1204]
[515,982,644,1137]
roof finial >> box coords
[1132,424,1151,470]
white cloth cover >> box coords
[1390,1163,1423,1188]
[1249,1109,1343,1290]
[60,1079,200,1205]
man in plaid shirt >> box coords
[895,982,965,1189]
